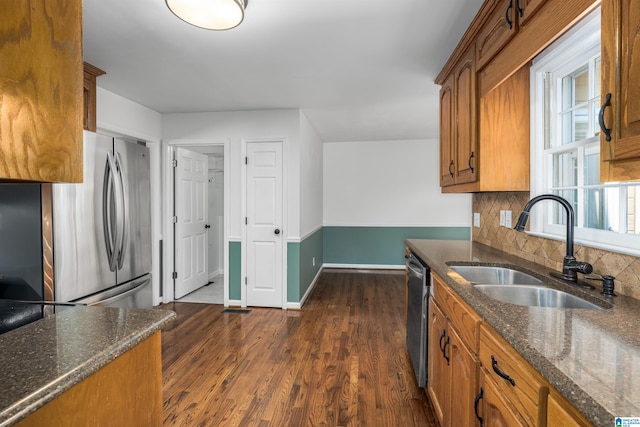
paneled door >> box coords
[174,147,208,299]
[245,141,283,308]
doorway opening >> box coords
[163,140,228,305]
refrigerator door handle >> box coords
[115,152,129,270]
[103,151,124,272]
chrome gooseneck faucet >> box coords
[514,194,593,282]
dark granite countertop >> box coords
[406,239,640,427]
[0,306,175,426]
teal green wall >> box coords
[287,228,323,303]
[229,241,242,300]
[231,227,467,304]
[323,226,470,265]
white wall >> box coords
[299,111,323,238]
[163,109,302,239]
[323,139,472,226]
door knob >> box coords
[274,229,280,235]
[204,224,211,229]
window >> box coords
[530,8,640,255]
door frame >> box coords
[241,138,288,309]
[162,139,229,304]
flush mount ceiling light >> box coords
[166,0,248,30]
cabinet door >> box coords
[448,326,479,427]
[440,74,455,186]
[476,0,518,69]
[427,299,450,426]
[600,0,640,181]
[516,0,547,26]
[0,0,83,183]
[453,48,478,185]
[547,391,594,427]
[478,372,527,427]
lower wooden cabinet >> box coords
[478,370,527,427]
[547,391,594,427]
[428,274,481,427]
[428,272,594,427]
[15,333,163,426]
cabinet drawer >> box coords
[432,273,481,353]
[479,325,548,426]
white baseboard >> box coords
[225,299,242,308]
[209,269,223,280]
[286,266,324,309]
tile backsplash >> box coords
[472,192,640,300]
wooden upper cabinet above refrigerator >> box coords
[0,0,83,183]
[600,0,640,182]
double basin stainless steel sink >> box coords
[449,265,602,310]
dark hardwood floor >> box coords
[159,271,438,426]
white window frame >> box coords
[530,7,640,257]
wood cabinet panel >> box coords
[83,62,106,132]
[433,274,481,352]
[0,0,83,183]
[480,325,548,426]
[476,0,518,69]
[600,0,640,181]
[477,64,530,191]
[516,0,547,26]
[428,299,449,426]
[448,326,479,427]
[547,391,594,426]
[440,74,455,186]
[16,333,163,426]
[479,371,527,427]
[454,49,478,185]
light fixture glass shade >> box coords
[166,0,246,30]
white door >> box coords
[174,147,209,299]
[246,141,283,307]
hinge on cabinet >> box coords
[245,217,248,225]
[171,159,177,168]
[245,156,248,165]
[245,277,247,285]
[172,272,177,279]
[171,216,178,223]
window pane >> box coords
[628,185,640,235]
[584,145,600,185]
[551,189,577,226]
[584,187,619,232]
[561,67,590,144]
[553,152,577,187]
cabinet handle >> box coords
[443,336,450,365]
[439,329,447,352]
[515,0,523,17]
[448,160,454,177]
[468,151,475,173]
[598,93,612,142]
[474,387,484,427]
[505,2,513,29]
[491,355,516,386]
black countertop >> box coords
[406,239,640,427]
[0,306,175,426]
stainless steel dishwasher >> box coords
[405,251,430,388]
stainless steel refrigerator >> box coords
[52,131,152,308]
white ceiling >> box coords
[83,0,483,142]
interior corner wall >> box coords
[96,87,162,141]
[323,139,472,266]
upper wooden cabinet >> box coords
[0,0,83,183]
[476,0,518,69]
[83,62,106,132]
[439,48,478,188]
[600,0,640,181]
[476,0,548,70]
[437,0,600,192]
